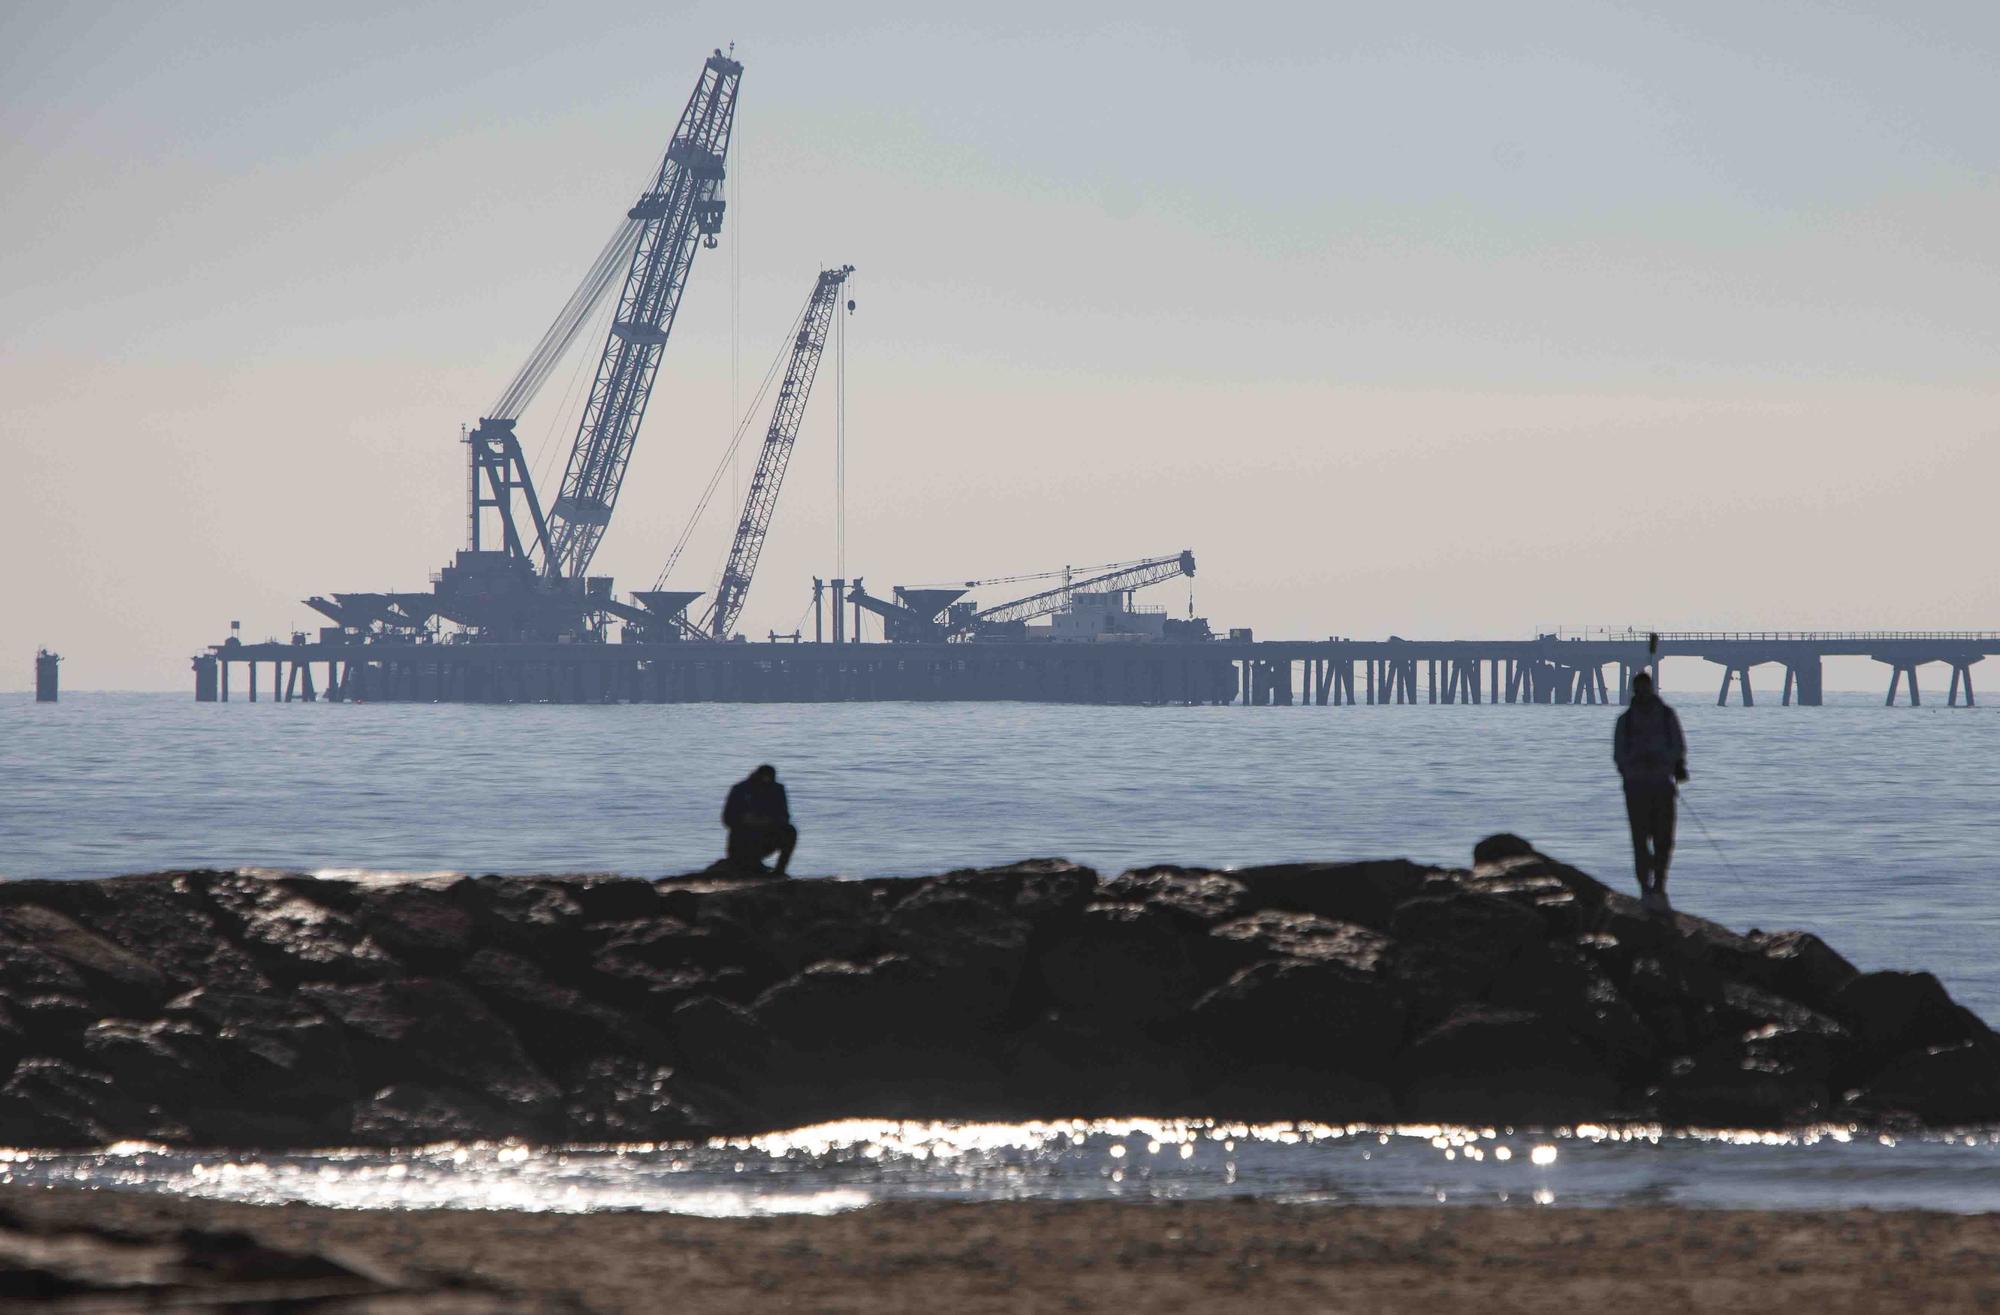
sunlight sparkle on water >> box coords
[4,1119,1999,1215]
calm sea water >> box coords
[3,691,1997,1212]
[4,691,1995,1014]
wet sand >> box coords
[6,1185,1998,1313]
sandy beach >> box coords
[7,1184,1999,1312]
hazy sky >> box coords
[3,1,1995,691]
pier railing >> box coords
[1557,628,2000,644]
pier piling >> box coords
[34,649,60,702]
[188,631,2000,708]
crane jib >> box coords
[700,264,855,640]
[971,551,1196,627]
[540,50,743,580]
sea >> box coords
[2,690,1997,1214]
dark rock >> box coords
[752,953,1015,1120]
[1188,957,1404,1121]
[559,1056,734,1141]
[350,1081,522,1144]
[591,918,767,1007]
[163,988,358,1115]
[0,904,169,1007]
[1231,860,1432,931]
[1036,901,1202,1026]
[63,875,271,995]
[1831,970,1991,1061]
[668,995,769,1082]
[1003,1011,1198,1117]
[0,1057,188,1146]
[300,979,560,1129]
[6,992,98,1047]
[1653,1016,1849,1127]
[693,878,898,978]
[357,883,478,967]
[203,876,398,984]
[1100,867,1249,925]
[460,946,670,1071]
[1387,892,1557,1025]
[1206,910,1393,972]
[1399,1007,1618,1123]
[1472,833,1539,864]
[79,1018,216,1093]
[881,884,1036,1025]
[1741,930,1859,1010]
[1849,1040,2000,1126]
[0,847,1991,1145]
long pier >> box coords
[190,631,1995,707]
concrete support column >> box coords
[1885,663,1921,707]
[1948,661,1979,707]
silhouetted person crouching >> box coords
[723,764,795,877]
[1614,671,1686,913]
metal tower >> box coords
[701,265,854,638]
[541,48,742,579]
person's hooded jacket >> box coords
[1613,693,1687,787]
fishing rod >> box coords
[1644,631,1746,882]
[1675,782,1745,883]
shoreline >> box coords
[5,1184,1998,1312]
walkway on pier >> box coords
[1228,631,1997,708]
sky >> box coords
[2,0,1995,691]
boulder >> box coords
[1399,1007,1618,1123]
[1831,970,1992,1062]
[1231,860,1433,931]
[1035,901,1203,1026]
[1849,1040,2000,1126]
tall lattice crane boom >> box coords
[701,265,853,638]
[542,49,742,579]
[973,551,1195,626]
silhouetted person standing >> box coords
[1614,672,1687,912]
[723,764,796,877]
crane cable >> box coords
[835,268,847,579]
[651,292,809,592]
[527,286,621,499]
[503,150,674,495]
[730,102,743,528]
[910,558,1155,591]
[488,215,644,421]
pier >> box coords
[191,630,1994,707]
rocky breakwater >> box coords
[2,838,1996,1148]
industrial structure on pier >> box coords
[190,46,1991,709]
[194,45,1219,705]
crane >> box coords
[850,551,1196,642]
[969,550,1195,628]
[695,265,853,639]
[537,48,743,580]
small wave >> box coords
[7,1120,2000,1215]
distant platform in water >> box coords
[189,631,1995,707]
